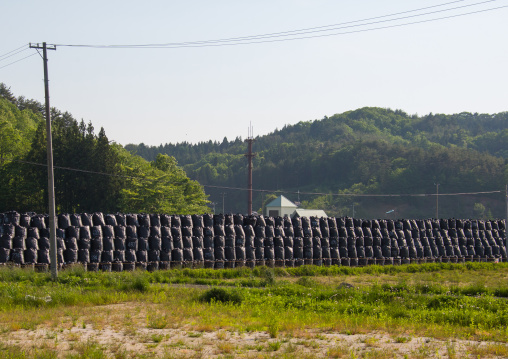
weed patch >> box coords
[267,340,282,351]
[199,287,243,304]
[147,312,168,329]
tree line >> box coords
[0,83,209,215]
[126,107,508,219]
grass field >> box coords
[1,262,508,358]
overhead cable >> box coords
[0,47,30,62]
[54,1,505,49]
[202,184,502,197]
[0,44,28,59]
[8,159,144,180]
[5,158,502,197]
[0,53,38,70]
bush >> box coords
[199,287,243,304]
[120,273,150,293]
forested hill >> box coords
[126,108,508,165]
[125,108,508,219]
[0,84,209,214]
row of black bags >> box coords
[0,212,505,268]
[1,212,505,232]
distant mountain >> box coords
[125,107,508,219]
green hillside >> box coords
[126,107,508,219]
[0,84,209,214]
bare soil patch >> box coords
[2,302,507,358]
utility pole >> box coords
[244,123,256,215]
[262,192,265,216]
[221,192,226,214]
[435,183,440,219]
[29,42,58,280]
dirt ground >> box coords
[2,304,507,359]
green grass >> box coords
[199,287,244,304]
[1,261,505,287]
[0,343,58,359]
[267,340,282,351]
[394,336,411,343]
[0,262,507,347]
[146,312,168,329]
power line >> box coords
[54,1,506,49]
[0,53,38,70]
[5,158,502,198]
[197,185,502,198]
[0,47,30,62]
[8,158,145,180]
[166,6,508,48]
[167,0,498,45]
[10,158,191,185]
[0,44,28,59]
[168,0,470,45]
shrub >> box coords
[199,287,243,304]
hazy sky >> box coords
[2,0,507,146]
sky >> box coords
[1,0,507,146]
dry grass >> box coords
[466,342,508,357]
[326,344,350,358]
[1,324,507,358]
[216,341,234,354]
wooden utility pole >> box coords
[244,123,256,215]
[29,42,58,280]
[435,183,439,219]
[221,192,227,214]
